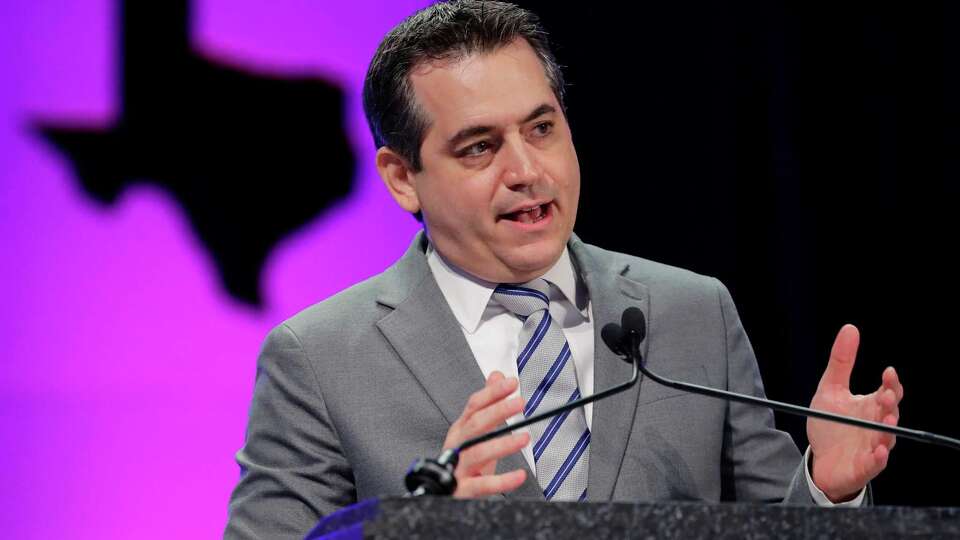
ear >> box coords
[376,147,421,214]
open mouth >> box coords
[501,203,551,224]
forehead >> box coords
[409,39,558,137]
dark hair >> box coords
[362,0,566,172]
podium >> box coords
[306,497,960,539]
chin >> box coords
[501,239,566,280]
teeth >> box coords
[510,204,545,224]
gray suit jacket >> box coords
[225,232,816,539]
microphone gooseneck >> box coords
[611,309,960,453]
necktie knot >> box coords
[493,279,551,319]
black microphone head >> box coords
[601,323,628,357]
[621,307,647,343]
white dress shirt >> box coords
[425,243,864,506]
[427,245,592,474]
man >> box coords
[225,2,904,538]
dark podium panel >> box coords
[306,497,960,539]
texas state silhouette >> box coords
[36,1,356,308]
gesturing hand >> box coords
[443,371,530,498]
[807,324,904,502]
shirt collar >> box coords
[426,242,588,334]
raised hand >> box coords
[807,324,904,502]
[443,371,530,498]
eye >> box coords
[532,121,554,137]
[461,141,492,156]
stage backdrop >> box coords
[1,1,424,537]
[2,1,958,538]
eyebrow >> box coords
[446,103,557,150]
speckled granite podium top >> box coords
[306,497,960,539]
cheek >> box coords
[416,155,501,229]
[454,175,500,219]
[543,138,578,175]
[423,177,492,228]
[548,155,580,197]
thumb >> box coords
[819,324,860,391]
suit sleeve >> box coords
[713,279,814,504]
[225,323,356,539]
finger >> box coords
[819,324,860,390]
[874,388,900,426]
[454,469,527,498]
[446,377,520,449]
[859,444,890,482]
[459,432,530,474]
[868,409,899,451]
[882,367,904,402]
[867,387,898,439]
[883,413,898,451]
[461,374,518,418]
[877,387,898,410]
[465,395,525,436]
[870,428,896,452]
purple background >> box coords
[0,1,426,536]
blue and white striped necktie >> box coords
[493,279,589,502]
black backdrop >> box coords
[516,1,959,506]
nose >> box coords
[499,135,541,189]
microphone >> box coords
[609,307,960,452]
[405,325,642,497]
[600,321,629,356]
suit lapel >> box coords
[569,236,650,501]
[374,233,542,499]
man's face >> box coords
[407,39,580,284]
